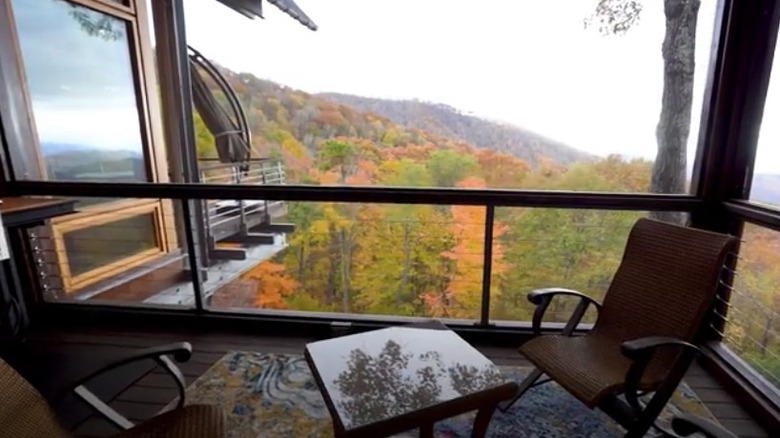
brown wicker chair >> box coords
[0,342,225,438]
[501,218,736,438]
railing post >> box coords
[237,162,248,233]
[480,204,495,326]
[181,198,205,312]
[261,161,269,218]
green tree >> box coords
[318,139,357,183]
[427,150,477,187]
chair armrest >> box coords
[527,288,602,336]
[621,336,700,414]
[58,342,192,431]
[621,337,698,360]
[671,414,738,438]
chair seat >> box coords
[115,405,224,438]
[520,334,667,408]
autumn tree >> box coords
[587,0,700,223]
[351,160,451,315]
[424,177,508,318]
[726,225,780,385]
[427,150,478,187]
[240,261,298,309]
[493,164,644,321]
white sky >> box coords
[12,0,777,174]
[181,0,780,173]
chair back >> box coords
[594,218,736,344]
[0,358,72,438]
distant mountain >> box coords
[317,93,592,166]
[41,142,144,182]
[40,142,93,155]
[751,173,780,206]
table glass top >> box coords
[305,326,511,430]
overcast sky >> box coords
[181,0,780,174]
[11,0,777,175]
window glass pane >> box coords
[724,223,780,389]
[11,0,147,183]
[64,213,158,277]
[184,0,718,193]
[752,44,780,207]
[490,209,652,324]
[206,201,482,321]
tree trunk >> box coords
[650,0,700,224]
[760,313,774,355]
[340,228,352,313]
[397,224,411,311]
[297,240,306,285]
[325,229,338,306]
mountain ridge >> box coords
[317,92,592,166]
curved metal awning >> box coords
[215,0,317,31]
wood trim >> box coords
[132,0,177,250]
[51,203,167,291]
[63,248,164,292]
[159,199,179,250]
[54,202,159,233]
[1,0,47,179]
[70,0,136,21]
[50,198,160,224]
[134,0,169,185]
[123,10,157,184]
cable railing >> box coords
[715,226,780,389]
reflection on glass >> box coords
[11,0,147,183]
[64,213,158,277]
[306,327,509,430]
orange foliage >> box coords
[240,261,298,309]
[380,144,437,163]
[423,177,508,317]
[346,159,378,185]
[475,149,530,188]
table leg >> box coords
[420,422,434,438]
[471,404,497,438]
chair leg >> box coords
[624,391,675,438]
[498,367,543,412]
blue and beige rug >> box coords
[171,351,715,437]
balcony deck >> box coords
[4,325,769,438]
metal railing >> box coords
[715,226,780,389]
[198,159,287,256]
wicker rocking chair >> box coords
[501,218,736,437]
[0,342,225,438]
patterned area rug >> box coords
[171,351,715,438]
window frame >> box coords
[1,0,177,289]
[52,200,168,291]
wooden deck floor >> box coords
[4,326,770,438]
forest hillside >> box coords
[198,65,780,387]
[317,92,591,166]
